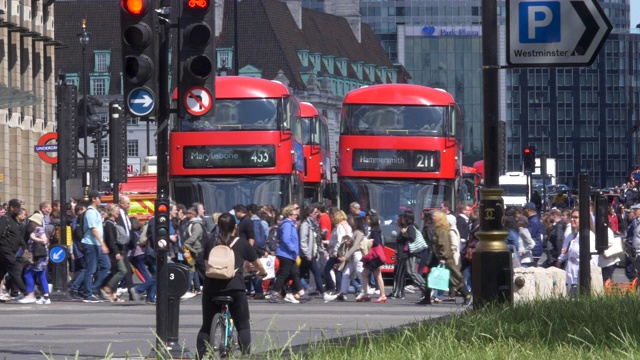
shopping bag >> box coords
[427,264,450,291]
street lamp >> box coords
[77,19,91,199]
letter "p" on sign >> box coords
[519,1,560,43]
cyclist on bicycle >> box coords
[196,212,266,358]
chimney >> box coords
[283,0,302,29]
[324,0,361,43]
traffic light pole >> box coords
[472,0,513,308]
[155,3,171,356]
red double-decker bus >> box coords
[300,102,333,205]
[338,84,470,273]
[170,76,305,213]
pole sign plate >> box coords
[506,0,612,67]
[36,132,58,164]
[184,86,213,117]
[49,246,67,264]
[127,87,155,117]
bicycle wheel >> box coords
[209,313,226,359]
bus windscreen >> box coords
[342,105,446,136]
[180,99,279,131]
[172,176,289,214]
[339,178,453,241]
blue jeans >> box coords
[322,256,342,292]
[130,254,151,283]
[70,256,87,292]
[81,245,110,298]
[135,255,157,302]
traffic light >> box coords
[56,83,78,179]
[109,101,128,183]
[178,0,215,118]
[523,146,536,175]
[155,199,171,251]
[120,0,158,119]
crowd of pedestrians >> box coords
[4,184,639,307]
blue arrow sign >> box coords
[127,87,155,117]
[49,246,66,264]
[34,144,58,152]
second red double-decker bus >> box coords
[170,76,304,213]
[300,102,333,205]
[338,84,467,273]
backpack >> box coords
[192,222,211,246]
[252,218,266,249]
[206,237,240,280]
[107,220,129,246]
[266,225,279,252]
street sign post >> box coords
[507,0,612,67]
[35,132,59,164]
[183,86,213,116]
[127,87,155,117]
[49,246,67,264]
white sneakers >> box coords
[17,295,36,304]
[36,297,51,305]
[323,293,338,303]
[180,292,197,301]
[404,285,417,294]
[367,288,381,295]
[17,296,51,304]
[284,293,299,304]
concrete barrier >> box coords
[512,266,603,303]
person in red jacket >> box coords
[317,203,332,241]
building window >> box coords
[65,74,79,88]
[94,51,110,73]
[127,117,139,126]
[127,139,139,157]
[91,77,109,95]
[101,139,108,157]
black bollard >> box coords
[48,245,69,297]
[166,262,192,358]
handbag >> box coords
[603,236,624,258]
[427,264,451,291]
[408,226,428,254]
[33,242,48,258]
[21,251,34,266]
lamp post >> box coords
[77,19,91,199]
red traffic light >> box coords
[186,0,210,11]
[122,0,148,16]
[157,204,168,212]
[524,148,532,154]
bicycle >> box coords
[209,295,237,359]
[208,271,260,359]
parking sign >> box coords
[507,0,612,67]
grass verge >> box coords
[268,295,640,360]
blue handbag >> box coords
[427,264,451,291]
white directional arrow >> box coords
[52,250,63,261]
[131,94,153,108]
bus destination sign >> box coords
[184,145,276,169]
[352,149,440,172]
